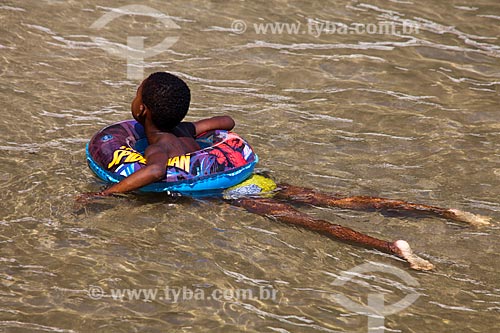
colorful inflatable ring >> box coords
[86,120,258,194]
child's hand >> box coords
[75,191,109,205]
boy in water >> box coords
[83,71,490,271]
[96,72,235,196]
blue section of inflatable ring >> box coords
[85,142,258,194]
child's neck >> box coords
[144,116,168,144]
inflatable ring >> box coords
[86,120,258,194]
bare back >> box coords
[154,122,200,157]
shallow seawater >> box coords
[1,0,499,332]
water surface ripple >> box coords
[0,0,499,332]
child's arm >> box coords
[193,116,235,135]
[99,143,169,195]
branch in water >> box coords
[234,197,434,271]
[276,184,491,226]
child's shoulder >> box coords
[172,121,196,138]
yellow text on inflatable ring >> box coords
[108,146,147,169]
[167,155,190,173]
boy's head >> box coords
[132,72,191,131]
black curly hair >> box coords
[141,72,191,131]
